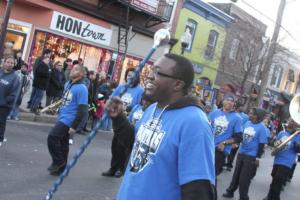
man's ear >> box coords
[173,80,185,92]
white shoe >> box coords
[69,139,73,145]
[0,142,3,147]
[3,138,7,142]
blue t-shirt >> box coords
[239,121,268,157]
[117,104,215,200]
[128,104,144,126]
[209,109,242,155]
[238,112,249,127]
[274,130,300,168]
[112,84,144,109]
[58,82,88,127]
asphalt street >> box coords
[1,120,300,200]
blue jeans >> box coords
[9,106,20,118]
[30,88,45,110]
[28,87,37,107]
[99,112,112,131]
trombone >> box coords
[271,93,300,156]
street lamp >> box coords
[180,28,192,55]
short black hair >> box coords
[125,68,139,87]
[164,53,194,93]
[42,48,51,56]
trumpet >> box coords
[271,93,300,156]
[40,99,63,114]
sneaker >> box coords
[7,116,11,120]
[69,139,74,145]
[0,142,2,147]
[12,117,20,121]
[102,169,116,177]
[222,191,234,198]
[3,138,7,142]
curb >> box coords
[18,112,57,124]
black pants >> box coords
[215,150,226,176]
[227,154,257,200]
[110,135,129,173]
[227,146,239,166]
[47,121,70,166]
[0,107,11,142]
[265,165,291,200]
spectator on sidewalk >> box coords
[46,61,65,108]
[29,56,51,114]
[13,49,25,71]
[0,56,21,147]
[8,62,30,120]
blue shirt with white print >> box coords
[58,82,88,127]
[111,84,144,110]
[117,103,215,200]
[238,112,249,127]
[239,121,268,157]
[274,130,300,168]
[128,104,144,126]
[209,109,242,155]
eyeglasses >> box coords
[153,70,180,80]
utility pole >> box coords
[257,0,286,105]
[0,0,14,60]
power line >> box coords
[239,0,300,47]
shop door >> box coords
[5,30,27,51]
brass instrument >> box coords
[40,99,63,114]
[271,93,300,156]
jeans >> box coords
[28,87,37,107]
[0,107,11,142]
[30,88,45,110]
[99,112,112,131]
[9,106,20,118]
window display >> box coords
[29,30,112,73]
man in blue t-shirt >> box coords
[46,65,88,176]
[102,68,144,178]
[106,54,215,200]
[209,93,243,176]
[263,118,300,200]
[223,108,268,200]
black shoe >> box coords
[50,169,64,176]
[83,128,91,132]
[223,191,234,198]
[76,131,86,135]
[102,169,116,177]
[114,170,123,178]
[48,162,66,173]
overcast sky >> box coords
[204,0,300,55]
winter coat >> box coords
[46,68,66,97]
[32,61,51,90]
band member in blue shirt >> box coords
[223,108,268,200]
[47,65,88,176]
[209,93,243,176]
[106,54,215,200]
[263,118,300,200]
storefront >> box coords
[1,0,156,83]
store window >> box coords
[29,30,112,73]
[204,30,219,60]
[3,23,30,57]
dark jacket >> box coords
[33,61,51,90]
[13,58,24,71]
[0,69,21,108]
[46,68,66,97]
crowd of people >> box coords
[0,49,300,200]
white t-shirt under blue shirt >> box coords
[117,103,215,200]
[58,82,88,127]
